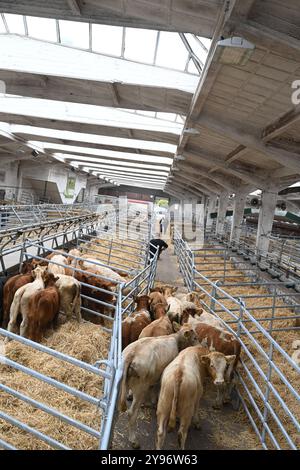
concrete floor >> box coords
[112,242,257,450]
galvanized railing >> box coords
[0,213,158,450]
[174,228,300,450]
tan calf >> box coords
[119,324,198,448]
[139,306,173,339]
[156,346,236,449]
[55,274,81,322]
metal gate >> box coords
[0,213,158,449]
[174,227,300,450]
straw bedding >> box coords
[0,321,110,450]
[80,238,144,271]
[193,252,300,449]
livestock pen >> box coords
[0,215,159,450]
[174,228,300,450]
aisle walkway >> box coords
[112,243,257,450]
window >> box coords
[124,28,157,63]
[26,16,57,42]
[0,15,6,33]
[59,20,89,49]
[92,24,122,56]
[155,32,188,71]
[4,13,25,35]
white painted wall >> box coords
[0,160,21,201]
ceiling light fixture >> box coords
[217,36,255,66]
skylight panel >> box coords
[4,13,25,35]
[198,37,211,51]
[65,157,170,172]
[187,58,199,75]
[124,28,157,63]
[26,16,57,42]
[11,124,176,153]
[59,20,89,49]
[185,34,210,66]
[155,32,188,71]
[0,15,6,33]
[30,142,173,165]
[92,24,122,56]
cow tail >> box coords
[119,352,134,412]
[168,369,182,430]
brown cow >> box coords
[74,269,115,324]
[122,295,151,350]
[156,345,236,449]
[7,266,46,337]
[27,272,60,342]
[149,291,168,318]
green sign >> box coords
[64,175,76,198]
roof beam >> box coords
[182,148,264,187]
[67,0,81,15]
[177,162,236,191]
[197,112,300,173]
[171,169,224,194]
[262,104,300,142]
[0,1,220,35]
[172,174,216,197]
[233,20,300,62]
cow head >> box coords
[44,271,59,287]
[134,294,150,311]
[174,323,199,350]
[149,287,162,293]
[161,285,178,298]
[201,352,236,386]
[32,265,48,279]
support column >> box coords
[256,182,278,256]
[206,196,217,230]
[216,192,230,236]
[230,190,248,243]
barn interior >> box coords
[0,0,299,452]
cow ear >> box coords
[198,293,206,300]
[200,354,210,366]
[172,321,181,332]
[196,307,203,315]
[225,355,236,364]
[172,287,178,294]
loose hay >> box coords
[79,237,145,272]
[0,321,110,450]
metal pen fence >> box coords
[0,213,158,450]
[174,228,300,450]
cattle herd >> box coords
[0,247,130,342]
[120,285,241,449]
[0,247,243,451]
